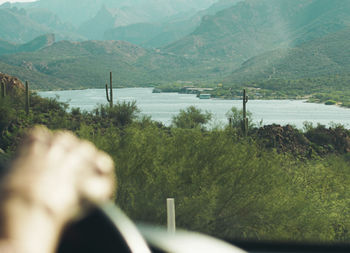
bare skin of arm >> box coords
[0,126,116,253]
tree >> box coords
[95,101,140,127]
[172,106,212,129]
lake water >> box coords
[38,88,350,129]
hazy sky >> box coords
[0,0,36,4]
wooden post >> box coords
[167,198,176,233]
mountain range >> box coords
[1,0,350,91]
[1,0,218,43]
[0,39,199,89]
[0,5,83,43]
[104,0,243,48]
[165,0,350,66]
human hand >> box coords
[0,126,116,253]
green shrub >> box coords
[325,100,337,105]
[172,106,212,129]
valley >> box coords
[1,0,350,103]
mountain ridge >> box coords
[0,34,55,56]
[164,0,350,67]
[3,0,219,28]
[0,39,200,89]
[225,26,350,84]
[0,6,84,43]
[104,0,243,48]
[2,0,350,92]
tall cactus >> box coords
[242,89,249,136]
[25,81,30,115]
[1,81,6,98]
[105,72,113,108]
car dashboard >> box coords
[57,204,350,253]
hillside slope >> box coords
[0,60,71,90]
[226,27,350,83]
[104,0,242,48]
[164,0,350,69]
[0,7,51,43]
[0,40,200,89]
[0,6,83,43]
[0,34,55,56]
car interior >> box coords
[57,203,350,253]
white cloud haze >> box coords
[0,0,36,4]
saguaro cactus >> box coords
[242,89,249,136]
[1,81,6,98]
[25,81,30,115]
[105,72,113,108]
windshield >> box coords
[1,0,350,246]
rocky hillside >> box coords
[0,7,51,43]
[225,27,350,83]
[164,0,350,68]
[4,0,218,35]
[0,6,83,43]
[104,0,242,48]
[0,72,25,94]
[0,40,199,89]
[0,34,55,56]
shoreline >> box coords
[153,89,350,109]
[37,87,350,110]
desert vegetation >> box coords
[2,90,350,243]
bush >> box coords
[172,106,212,129]
[325,100,337,105]
[94,101,140,127]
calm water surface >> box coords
[39,88,350,128]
